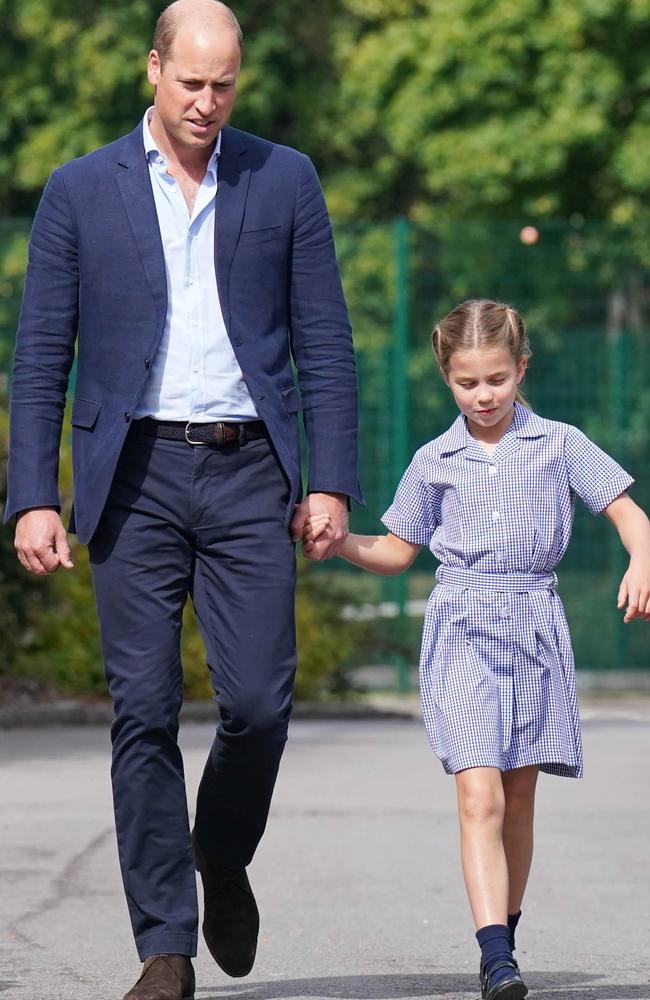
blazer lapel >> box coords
[115,126,167,322]
[215,127,251,332]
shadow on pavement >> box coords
[195,971,648,1000]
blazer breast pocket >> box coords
[238,224,284,247]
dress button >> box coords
[489,465,497,475]
[496,552,504,562]
[492,510,501,521]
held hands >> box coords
[303,514,331,545]
[290,492,348,561]
[617,560,650,623]
[14,508,74,574]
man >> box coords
[6,2,361,997]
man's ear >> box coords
[147,49,162,87]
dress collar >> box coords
[437,402,547,456]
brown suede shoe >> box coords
[193,839,259,978]
[123,954,195,1000]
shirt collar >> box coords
[142,107,221,176]
[438,402,546,456]
[512,402,548,439]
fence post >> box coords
[392,217,410,693]
[607,315,629,669]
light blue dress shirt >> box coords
[135,108,258,422]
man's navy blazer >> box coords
[6,123,362,543]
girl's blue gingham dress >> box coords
[382,404,634,778]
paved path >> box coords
[1,709,649,1000]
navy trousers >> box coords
[88,423,297,959]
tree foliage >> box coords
[326,0,650,223]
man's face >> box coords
[147,20,240,153]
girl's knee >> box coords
[503,767,538,816]
[456,770,505,827]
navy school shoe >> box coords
[480,957,528,1000]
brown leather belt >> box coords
[136,418,268,447]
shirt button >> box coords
[489,465,497,475]
[191,321,199,328]
[492,510,501,521]
[193,365,199,373]
[501,607,510,618]
[496,552,504,562]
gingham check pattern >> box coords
[382,404,634,777]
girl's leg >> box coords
[501,766,539,917]
[456,767,528,999]
[455,766,507,927]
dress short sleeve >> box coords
[381,453,438,544]
[565,426,634,515]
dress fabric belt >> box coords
[435,566,558,592]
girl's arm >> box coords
[603,493,650,622]
[304,515,421,575]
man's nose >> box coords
[195,88,215,115]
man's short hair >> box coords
[153,1,244,66]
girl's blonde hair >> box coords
[432,298,532,406]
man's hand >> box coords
[14,508,74,575]
[291,492,348,561]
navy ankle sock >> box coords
[507,910,521,952]
[476,924,514,989]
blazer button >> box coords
[144,358,151,369]
[124,412,131,422]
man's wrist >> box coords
[306,491,350,510]
[17,505,60,520]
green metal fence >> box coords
[333,218,650,681]
[1,216,649,680]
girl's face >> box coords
[443,346,527,440]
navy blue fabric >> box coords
[477,924,515,990]
[88,426,296,958]
[6,123,363,540]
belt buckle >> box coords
[184,421,211,446]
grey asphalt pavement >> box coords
[1,706,649,1000]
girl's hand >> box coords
[617,562,650,622]
[303,514,331,544]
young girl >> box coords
[304,299,650,1000]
